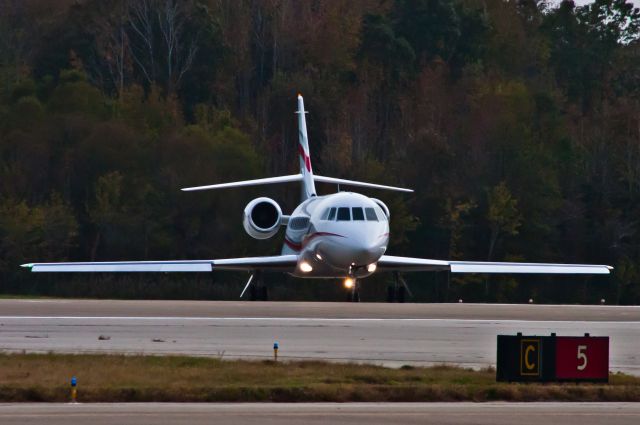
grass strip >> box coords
[0,353,639,402]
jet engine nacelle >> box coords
[371,198,390,220]
[243,197,283,239]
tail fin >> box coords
[181,94,414,195]
[296,94,316,199]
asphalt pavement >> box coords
[0,403,639,425]
[0,300,638,373]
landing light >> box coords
[300,261,313,273]
[367,263,377,273]
[316,253,323,261]
[344,278,355,289]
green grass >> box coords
[0,353,638,402]
[0,294,57,299]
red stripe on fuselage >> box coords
[284,238,302,251]
[304,232,345,245]
[284,232,345,253]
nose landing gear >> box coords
[344,277,360,302]
[387,272,411,303]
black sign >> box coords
[497,334,555,382]
[496,334,609,383]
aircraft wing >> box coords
[21,255,299,273]
[377,255,612,274]
[376,256,451,272]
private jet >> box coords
[22,95,612,301]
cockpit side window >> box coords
[352,207,364,221]
[327,207,336,220]
[374,205,388,221]
[365,207,378,221]
[337,207,351,221]
[320,208,331,220]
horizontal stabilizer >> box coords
[313,175,413,193]
[182,174,413,193]
[181,175,303,192]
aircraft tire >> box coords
[249,285,258,301]
[352,291,360,303]
[397,286,406,303]
[260,286,269,301]
[387,286,395,303]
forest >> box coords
[0,0,639,303]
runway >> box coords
[0,403,639,425]
[0,300,639,374]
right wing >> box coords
[22,255,299,273]
[377,255,612,274]
[377,255,451,272]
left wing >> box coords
[21,255,298,273]
[377,255,612,274]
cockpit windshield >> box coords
[320,206,382,222]
[337,207,351,221]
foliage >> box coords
[0,0,638,303]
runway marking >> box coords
[0,316,639,324]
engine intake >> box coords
[243,197,283,239]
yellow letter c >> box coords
[525,345,536,370]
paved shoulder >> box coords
[0,299,638,321]
[0,403,639,425]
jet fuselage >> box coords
[284,192,389,278]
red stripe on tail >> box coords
[298,144,312,172]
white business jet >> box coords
[22,95,611,301]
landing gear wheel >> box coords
[388,272,410,303]
[397,286,406,303]
[249,285,258,301]
[387,285,395,303]
[346,280,360,302]
[260,286,269,301]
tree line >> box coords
[0,0,639,303]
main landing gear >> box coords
[241,272,269,301]
[387,272,411,303]
[250,284,269,301]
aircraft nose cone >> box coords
[316,240,382,269]
[351,246,380,266]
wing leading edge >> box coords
[22,255,299,273]
[377,255,612,274]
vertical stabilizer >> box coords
[296,94,317,200]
